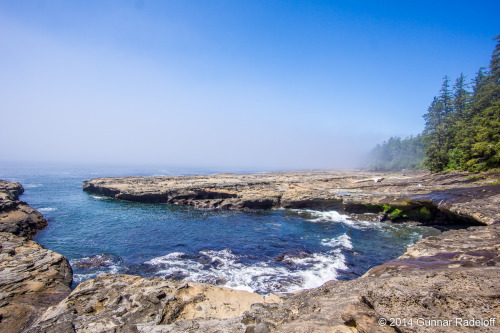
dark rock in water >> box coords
[198,254,213,266]
[275,250,313,266]
[168,270,189,280]
[275,250,312,261]
[215,278,227,285]
[126,263,159,276]
[73,253,122,269]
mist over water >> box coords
[0,164,439,294]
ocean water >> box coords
[0,164,438,294]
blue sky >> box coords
[1,1,499,170]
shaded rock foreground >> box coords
[1,168,500,332]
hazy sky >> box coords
[1,1,499,170]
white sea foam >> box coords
[24,183,43,188]
[295,209,378,229]
[146,248,347,294]
[71,255,121,284]
[321,233,353,249]
[38,207,56,212]
[73,264,121,284]
[307,210,351,223]
[90,195,108,200]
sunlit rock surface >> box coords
[83,170,500,225]
[28,274,281,333]
[0,232,72,333]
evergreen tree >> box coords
[446,73,471,169]
[464,35,500,170]
[368,135,424,171]
[370,36,500,172]
[452,73,469,120]
[490,35,500,84]
[422,97,448,171]
[439,75,453,117]
[472,68,488,96]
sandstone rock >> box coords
[364,224,500,278]
[342,267,500,333]
[0,180,47,239]
[83,170,500,226]
[0,180,24,205]
[0,232,72,333]
[28,274,281,333]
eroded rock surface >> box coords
[83,170,500,225]
[341,224,500,332]
[342,267,500,333]
[28,274,281,333]
[364,224,500,279]
[0,232,73,333]
[0,180,47,239]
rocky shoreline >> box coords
[83,170,500,225]
[1,170,499,332]
[0,181,72,333]
[0,181,48,239]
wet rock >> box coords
[275,250,313,266]
[73,253,122,269]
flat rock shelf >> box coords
[83,170,500,225]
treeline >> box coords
[368,135,425,171]
[368,36,500,172]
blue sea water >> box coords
[0,164,438,294]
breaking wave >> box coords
[71,254,123,286]
[145,248,347,294]
[294,209,379,229]
[321,233,353,249]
